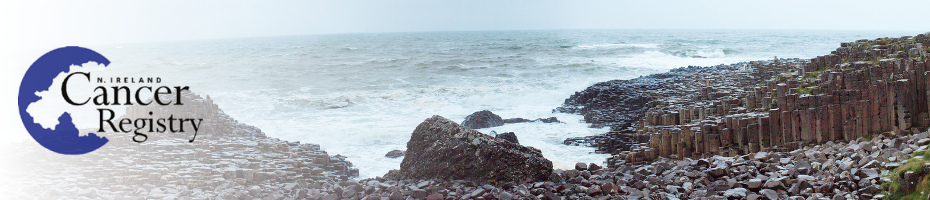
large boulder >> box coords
[461,110,505,129]
[390,115,553,183]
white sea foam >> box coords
[574,43,660,50]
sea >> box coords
[76,30,923,178]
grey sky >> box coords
[2,0,929,47]
[0,0,928,142]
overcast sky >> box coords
[1,0,928,142]
[2,0,929,48]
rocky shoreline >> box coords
[556,59,805,155]
[5,32,930,199]
[340,32,930,199]
[328,131,926,199]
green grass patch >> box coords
[884,145,930,199]
[805,68,828,80]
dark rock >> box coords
[497,191,514,200]
[601,182,616,193]
[544,191,561,200]
[392,116,553,183]
[763,178,785,190]
[901,171,920,193]
[696,159,711,168]
[496,132,519,144]
[411,189,428,198]
[504,117,561,124]
[503,118,532,123]
[538,117,560,123]
[857,168,878,178]
[586,185,602,196]
[563,170,580,179]
[747,179,763,189]
[461,110,505,129]
[857,184,880,194]
[588,163,602,171]
[425,194,444,200]
[706,167,727,178]
[575,162,588,171]
[385,150,406,158]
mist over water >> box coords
[94,30,921,178]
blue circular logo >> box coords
[18,46,110,154]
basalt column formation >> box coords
[612,34,930,166]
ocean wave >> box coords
[573,43,660,50]
[661,48,738,58]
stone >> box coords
[496,132,519,144]
[322,194,339,200]
[411,189,428,198]
[724,188,748,199]
[747,179,763,189]
[760,189,779,200]
[385,150,406,158]
[575,162,588,171]
[539,117,560,123]
[544,191,560,200]
[696,159,711,168]
[586,185,602,196]
[391,116,553,183]
[797,175,815,182]
[754,152,771,161]
[425,194,444,200]
[901,171,921,193]
[503,117,561,124]
[563,170,580,179]
[706,167,727,178]
[918,138,930,146]
[763,178,785,190]
[497,191,513,200]
[503,118,532,123]
[858,168,879,178]
[461,110,505,129]
[861,160,880,168]
[601,182,616,193]
[588,163,602,171]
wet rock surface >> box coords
[496,132,520,144]
[461,110,505,129]
[387,115,553,183]
[384,150,406,158]
[503,117,561,124]
[463,110,562,130]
